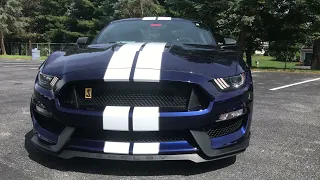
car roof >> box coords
[111,17,200,23]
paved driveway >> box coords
[0,60,319,180]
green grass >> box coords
[0,55,47,60]
[1,54,319,73]
[248,55,297,69]
[248,55,320,74]
[251,68,320,74]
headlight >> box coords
[212,72,246,91]
[38,72,59,89]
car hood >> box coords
[42,42,242,79]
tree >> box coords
[216,0,267,66]
[0,0,25,55]
[262,0,320,69]
[268,41,301,69]
[112,0,166,19]
[63,0,104,42]
[167,0,319,69]
[307,0,320,69]
[34,0,71,42]
[1,0,317,65]
[100,0,119,25]
[22,0,41,55]
[166,0,265,66]
[311,39,320,69]
[166,0,230,34]
[99,0,166,32]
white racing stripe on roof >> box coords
[133,42,166,82]
[142,17,157,20]
[133,143,160,154]
[104,43,144,81]
[157,17,172,20]
[132,107,159,131]
[103,142,130,154]
[103,106,130,131]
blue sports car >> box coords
[30,17,253,163]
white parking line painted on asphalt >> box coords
[0,63,41,65]
[270,78,320,91]
[30,68,39,70]
[3,65,40,67]
[22,111,30,115]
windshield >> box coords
[92,20,217,45]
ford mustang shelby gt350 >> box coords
[30,17,253,163]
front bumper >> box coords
[30,94,252,163]
[31,123,250,163]
[30,69,253,163]
[32,129,249,163]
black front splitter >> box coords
[30,126,250,163]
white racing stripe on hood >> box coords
[132,107,159,131]
[104,43,144,81]
[103,106,130,131]
[103,141,130,154]
[132,143,160,154]
[133,43,166,82]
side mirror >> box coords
[76,37,89,47]
[220,37,237,50]
[223,38,237,45]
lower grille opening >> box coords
[58,81,210,112]
[205,117,244,138]
[72,129,192,143]
[33,110,65,134]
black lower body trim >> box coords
[31,126,75,153]
[190,130,250,159]
[56,149,245,163]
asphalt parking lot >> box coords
[0,59,319,180]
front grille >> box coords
[206,118,244,138]
[59,81,210,112]
[33,110,65,134]
[73,129,190,143]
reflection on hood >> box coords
[62,42,237,68]
[43,42,240,78]
[167,43,236,67]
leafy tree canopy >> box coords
[1,0,319,69]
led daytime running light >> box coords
[212,73,246,91]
